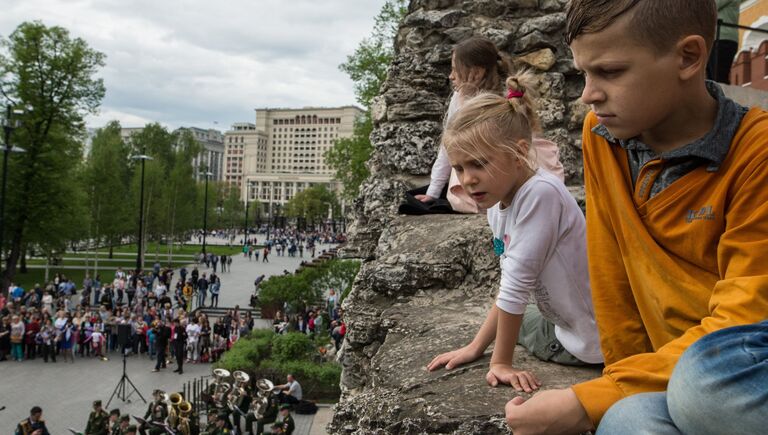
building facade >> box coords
[730,1,768,90]
[175,127,225,181]
[223,123,268,188]
[236,106,363,215]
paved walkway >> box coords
[0,242,338,434]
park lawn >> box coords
[101,243,243,256]
[24,258,192,268]
[11,268,87,290]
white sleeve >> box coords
[496,182,563,315]
[426,145,452,198]
[426,94,462,199]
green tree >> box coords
[284,185,338,227]
[160,130,200,261]
[85,121,131,258]
[324,115,373,199]
[0,21,105,288]
[326,1,407,199]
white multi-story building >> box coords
[228,106,363,215]
[175,127,225,181]
[224,123,268,188]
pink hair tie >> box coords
[507,89,525,99]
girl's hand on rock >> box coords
[427,344,483,371]
[415,194,435,203]
[487,363,541,393]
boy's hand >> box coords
[415,194,435,203]
[505,388,593,435]
[427,344,483,371]
[486,363,541,392]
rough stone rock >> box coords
[515,48,557,71]
[331,216,600,434]
[335,1,594,432]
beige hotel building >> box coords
[224,106,364,215]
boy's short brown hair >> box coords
[566,0,717,52]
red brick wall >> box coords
[731,40,768,91]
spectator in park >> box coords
[210,276,221,308]
[10,314,25,362]
[197,273,209,308]
[0,315,11,361]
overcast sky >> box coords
[1,0,388,131]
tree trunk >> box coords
[109,244,114,259]
[20,244,27,273]
[3,226,25,293]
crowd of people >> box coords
[272,288,346,350]
[0,260,244,366]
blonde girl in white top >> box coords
[428,71,601,393]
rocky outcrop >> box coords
[331,216,599,434]
[344,0,586,258]
[333,1,595,433]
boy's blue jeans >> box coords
[597,320,768,435]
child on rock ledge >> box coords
[416,36,564,213]
[427,71,603,391]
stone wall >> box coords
[330,216,599,434]
[344,0,586,259]
[331,1,596,433]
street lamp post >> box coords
[202,171,214,255]
[131,150,152,289]
[0,104,27,293]
[243,182,249,246]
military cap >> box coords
[93,400,102,407]
[110,409,121,416]
[120,414,130,422]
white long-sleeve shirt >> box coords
[488,169,602,364]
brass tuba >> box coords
[177,400,192,435]
[248,378,276,420]
[168,392,183,428]
[212,368,232,408]
[227,370,251,412]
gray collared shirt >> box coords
[592,81,748,199]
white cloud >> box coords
[0,0,387,131]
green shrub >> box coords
[272,332,315,361]
[215,329,275,372]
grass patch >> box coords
[11,269,87,290]
[98,243,243,256]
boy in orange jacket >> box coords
[504,1,768,434]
